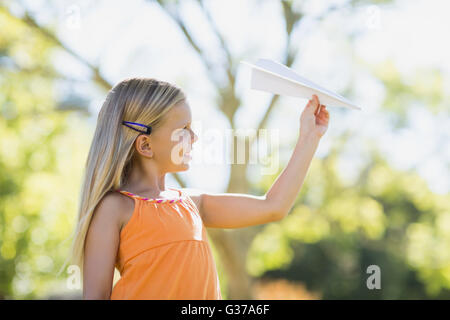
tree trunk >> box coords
[206,135,259,299]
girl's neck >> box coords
[122,171,168,199]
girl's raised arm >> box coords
[185,94,329,229]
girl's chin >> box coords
[179,155,192,166]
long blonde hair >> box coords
[60,77,186,277]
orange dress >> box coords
[110,187,222,300]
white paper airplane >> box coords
[240,58,361,110]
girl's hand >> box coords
[299,94,330,139]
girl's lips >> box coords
[181,146,193,159]
[184,147,192,155]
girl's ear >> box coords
[135,135,153,158]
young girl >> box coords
[69,77,329,300]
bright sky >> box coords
[19,0,450,194]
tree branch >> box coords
[0,6,113,91]
[248,1,300,146]
[1,4,187,187]
[196,0,234,84]
[154,0,223,89]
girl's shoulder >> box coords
[96,191,135,232]
[178,187,203,211]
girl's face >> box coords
[139,100,198,173]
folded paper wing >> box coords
[240,58,361,110]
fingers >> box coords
[318,105,329,120]
[315,104,322,116]
[306,94,320,114]
[316,104,327,116]
[312,94,319,105]
[305,95,330,120]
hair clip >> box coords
[122,121,152,135]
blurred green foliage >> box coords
[0,10,89,298]
[1,2,449,300]
[248,148,450,299]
